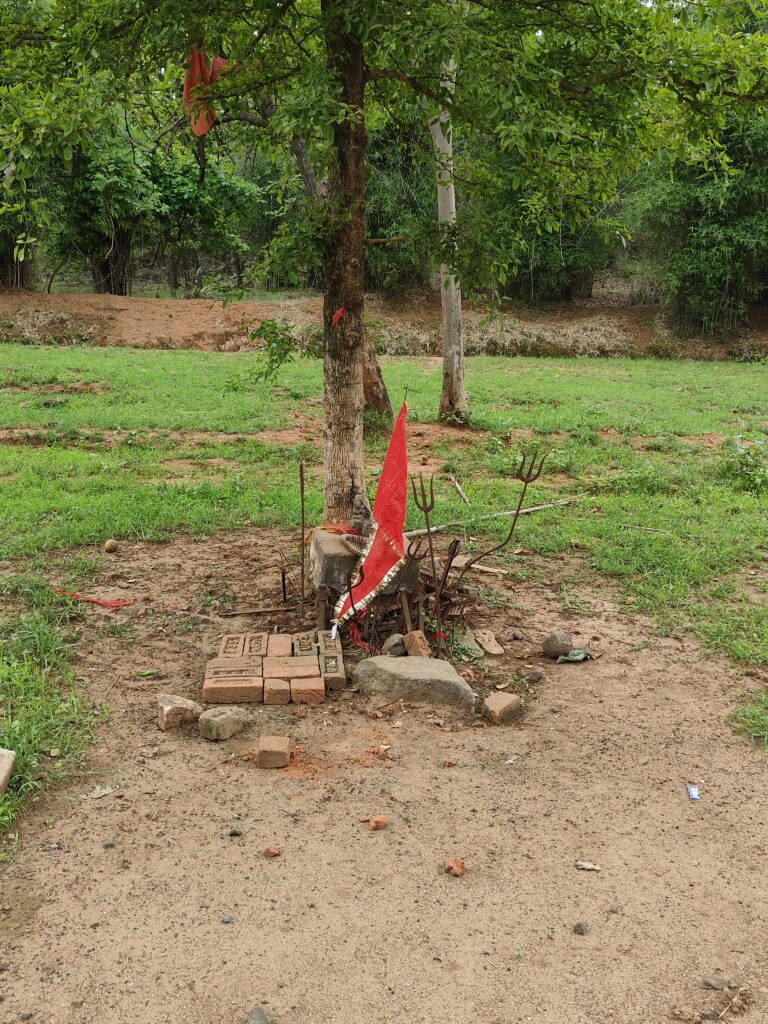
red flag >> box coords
[184,42,227,137]
[334,403,408,626]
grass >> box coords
[728,690,768,749]
[0,342,767,828]
[0,571,95,850]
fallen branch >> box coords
[408,495,583,537]
[449,475,470,505]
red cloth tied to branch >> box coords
[184,42,227,137]
[334,403,408,627]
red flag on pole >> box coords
[334,403,408,626]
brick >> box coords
[0,748,16,796]
[264,655,318,668]
[244,633,269,657]
[257,735,291,769]
[203,675,263,703]
[263,657,320,678]
[317,630,343,655]
[205,657,262,675]
[319,652,346,691]
[290,676,325,704]
[219,634,246,658]
[266,634,293,658]
[157,693,202,731]
[482,692,523,725]
[292,631,318,657]
[199,707,247,741]
[263,678,291,705]
[404,630,432,658]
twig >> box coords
[408,495,583,537]
[449,475,470,505]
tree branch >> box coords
[367,68,440,102]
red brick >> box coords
[290,677,325,704]
[263,678,291,705]
[205,658,262,678]
[263,657,320,678]
[266,634,293,658]
[482,692,522,724]
[203,675,263,703]
[404,630,432,658]
[244,633,269,657]
[257,735,291,768]
[218,634,246,658]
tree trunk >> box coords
[167,251,179,297]
[90,227,132,295]
[321,3,369,524]
[427,60,467,422]
[362,337,393,421]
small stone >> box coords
[701,976,735,991]
[102,840,115,849]
[103,539,119,553]
[369,815,388,831]
[353,656,475,709]
[573,922,587,935]
[198,706,247,742]
[229,827,243,837]
[246,1006,273,1024]
[444,857,465,877]
[257,735,291,769]
[608,905,620,914]
[542,631,573,658]
[381,633,407,657]
[221,914,233,924]
[482,692,523,725]
[157,694,202,731]
[263,845,281,858]
[700,1009,719,1021]
[523,670,543,684]
[0,748,16,796]
[403,630,432,658]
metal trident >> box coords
[410,472,445,656]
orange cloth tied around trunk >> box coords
[184,42,228,137]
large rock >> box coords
[353,656,475,709]
[199,706,247,742]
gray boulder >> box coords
[353,656,475,709]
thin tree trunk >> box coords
[427,59,467,422]
[362,336,393,421]
[167,251,179,297]
[321,3,369,524]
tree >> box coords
[8,0,768,522]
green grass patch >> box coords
[728,690,768,749]
[0,574,95,846]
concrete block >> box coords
[199,706,247,741]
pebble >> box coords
[573,922,587,935]
[102,840,115,849]
[103,539,119,553]
[246,1006,273,1024]
[699,1009,719,1021]
[523,670,543,684]
[229,827,243,838]
[701,975,735,991]
[221,914,233,924]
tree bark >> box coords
[427,60,467,422]
[362,336,393,421]
[90,226,132,295]
[321,3,370,523]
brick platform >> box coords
[203,631,345,705]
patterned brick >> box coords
[218,634,246,658]
[244,633,269,658]
[263,678,291,705]
[290,676,325,704]
[266,633,293,658]
[205,657,262,675]
[203,675,263,703]
[319,652,346,691]
[317,630,343,655]
[257,735,291,768]
[292,631,318,657]
[404,630,432,658]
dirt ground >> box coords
[3,286,765,359]
[1,529,766,1024]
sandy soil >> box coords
[1,529,766,1024]
[3,287,764,359]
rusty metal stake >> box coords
[299,461,306,610]
[411,473,444,656]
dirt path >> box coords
[1,530,766,1024]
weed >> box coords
[719,436,768,493]
[728,690,768,749]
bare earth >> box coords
[1,530,766,1024]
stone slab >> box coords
[199,706,247,741]
[263,678,291,705]
[0,748,16,796]
[290,677,325,704]
[257,735,291,769]
[203,675,264,703]
[310,530,359,591]
[352,656,475,709]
